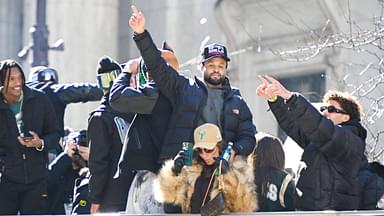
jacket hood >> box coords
[340,119,367,141]
[92,95,109,113]
[90,94,135,121]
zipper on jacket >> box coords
[220,99,226,143]
[133,127,142,150]
[193,85,208,140]
[22,152,29,183]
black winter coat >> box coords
[133,30,256,160]
[269,94,365,210]
[0,86,60,184]
[27,81,103,137]
[109,72,172,172]
[88,96,135,209]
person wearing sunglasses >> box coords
[154,123,257,214]
[88,56,137,214]
[256,75,366,211]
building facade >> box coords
[1,0,383,162]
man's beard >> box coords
[204,73,225,86]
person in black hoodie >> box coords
[88,56,137,214]
[109,42,178,174]
[109,47,177,213]
[256,75,366,210]
[0,59,60,214]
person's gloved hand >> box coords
[172,150,188,176]
[215,157,230,175]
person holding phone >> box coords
[0,59,60,215]
[154,123,257,214]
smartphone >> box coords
[22,136,33,141]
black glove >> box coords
[215,157,230,175]
[172,150,189,176]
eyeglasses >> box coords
[197,148,215,154]
[97,69,121,90]
[320,105,348,114]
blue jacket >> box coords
[133,30,256,160]
[269,94,365,210]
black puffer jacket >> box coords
[269,94,365,210]
[0,86,60,184]
[133,30,256,160]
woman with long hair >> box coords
[254,133,295,211]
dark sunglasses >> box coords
[197,148,215,154]
[320,105,348,114]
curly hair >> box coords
[323,90,363,121]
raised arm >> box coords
[128,5,187,105]
[54,82,103,105]
[256,75,309,148]
[109,70,159,114]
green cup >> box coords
[182,142,193,166]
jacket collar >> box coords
[22,85,37,102]
[340,119,367,141]
[194,76,235,99]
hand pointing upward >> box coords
[129,5,145,34]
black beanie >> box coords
[97,56,121,74]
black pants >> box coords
[100,170,136,213]
[0,177,48,215]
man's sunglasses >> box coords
[197,148,215,154]
[96,69,121,90]
[320,105,348,114]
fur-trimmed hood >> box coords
[154,155,258,213]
